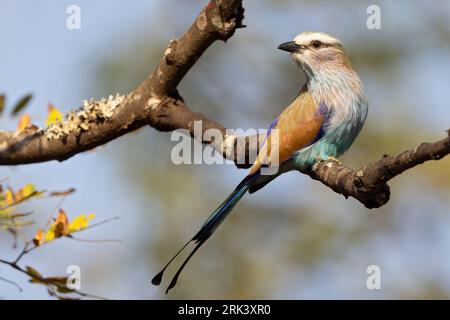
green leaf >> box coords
[0,94,5,116]
[11,93,33,116]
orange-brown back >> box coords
[249,90,325,175]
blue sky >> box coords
[1,0,450,299]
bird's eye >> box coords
[311,40,323,49]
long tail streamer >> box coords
[151,174,258,294]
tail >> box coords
[151,174,259,294]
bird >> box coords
[151,31,369,293]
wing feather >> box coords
[250,89,325,175]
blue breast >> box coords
[293,98,368,169]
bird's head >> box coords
[278,32,351,78]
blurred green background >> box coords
[1,0,450,299]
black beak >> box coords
[278,41,301,53]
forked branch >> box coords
[0,0,448,209]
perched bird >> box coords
[152,31,368,293]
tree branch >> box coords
[301,130,450,208]
[0,0,449,209]
[0,0,244,165]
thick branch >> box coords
[301,130,450,208]
[0,98,226,164]
[0,0,449,209]
[0,0,244,165]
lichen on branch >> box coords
[45,94,125,140]
[0,0,448,210]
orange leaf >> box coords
[17,113,31,131]
[7,184,38,207]
[54,209,69,237]
[14,190,22,202]
[33,229,45,246]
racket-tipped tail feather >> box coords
[151,174,259,293]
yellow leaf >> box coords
[5,189,14,205]
[8,184,39,205]
[21,183,36,198]
[45,229,55,242]
[0,192,14,214]
[68,213,95,232]
[17,113,31,131]
[46,103,63,126]
[0,208,14,216]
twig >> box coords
[0,258,105,299]
[0,0,446,209]
[0,275,23,292]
